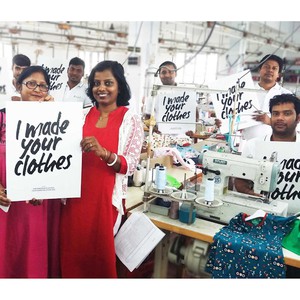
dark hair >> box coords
[259,54,284,73]
[269,93,300,115]
[12,54,31,67]
[87,60,131,106]
[17,65,51,87]
[69,57,85,69]
[159,61,177,73]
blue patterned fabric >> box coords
[206,213,296,278]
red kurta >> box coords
[60,106,127,278]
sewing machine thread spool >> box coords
[133,166,143,187]
[169,201,179,219]
[155,164,166,192]
[204,178,214,205]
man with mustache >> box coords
[241,54,292,141]
[235,93,300,205]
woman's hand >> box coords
[42,94,54,102]
[81,136,108,160]
[0,189,11,207]
[27,198,43,206]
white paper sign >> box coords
[6,101,82,201]
[38,57,68,101]
[254,141,300,215]
[208,70,260,134]
[156,88,196,134]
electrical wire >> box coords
[176,22,216,72]
[122,22,144,66]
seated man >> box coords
[234,93,300,214]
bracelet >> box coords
[107,153,118,167]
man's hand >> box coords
[253,112,270,125]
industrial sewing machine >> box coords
[194,150,288,224]
[167,150,289,277]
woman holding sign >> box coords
[0,65,59,278]
[60,60,144,278]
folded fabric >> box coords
[153,147,195,171]
[282,219,300,256]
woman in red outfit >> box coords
[60,60,144,278]
[0,65,61,278]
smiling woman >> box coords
[60,60,144,278]
[0,65,61,278]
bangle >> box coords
[107,153,118,167]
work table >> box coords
[125,166,300,273]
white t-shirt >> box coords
[57,82,92,107]
[241,82,292,141]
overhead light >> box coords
[116,32,127,38]
[8,27,21,34]
[58,22,71,30]
[266,38,272,44]
[66,35,75,41]
[37,39,45,45]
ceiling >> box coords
[1,21,300,61]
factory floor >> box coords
[118,253,209,278]
[117,252,197,278]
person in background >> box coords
[59,57,92,108]
[212,54,292,151]
[144,61,202,134]
[10,54,31,101]
[0,65,60,278]
[60,60,144,278]
[241,54,292,141]
[158,60,177,86]
[143,60,177,121]
[234,93,300,213]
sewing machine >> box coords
[194,150,288,224]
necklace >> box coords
[98,107,117,121]
[99,115,109,121]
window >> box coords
[175,53,218,85]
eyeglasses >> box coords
[22,81,49,92]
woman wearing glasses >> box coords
[0,65,59,278]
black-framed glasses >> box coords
[22,81,49,92]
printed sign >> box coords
[255,141,300,215]
[38,57,68,101]
[208,70,260,134]
[155,87,196,134]
[6,101,83,201]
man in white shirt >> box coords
[59,57,92,108]
[143,61,178,120]
[235,93,300,215]
[241,54,292,141]
[10,54,31,101]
